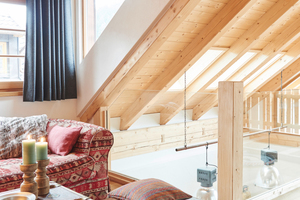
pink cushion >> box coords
[47,125,82,156]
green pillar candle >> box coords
[22,139,36,164]
[36,139,48,161]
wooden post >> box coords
[271,92,276,128]
[218,81,243,200]
[294,90,299,133]
[94,107,111,170]
[94,107,110,129]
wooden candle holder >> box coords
[20,163,38,199]
[35,159,50,195]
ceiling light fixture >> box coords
[196,143,218,200]
[255,132,281,189]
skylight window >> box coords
[244,53,284,85]
[169,49,225,90]
[207,52,257,89]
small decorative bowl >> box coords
[0,192,35,200]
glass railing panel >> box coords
[243,90,300,199]
[108,88,300,198]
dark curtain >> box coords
[23,0,77,101]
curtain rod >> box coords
[175,126,287,152]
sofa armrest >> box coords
[47,119,114,156]
[88,129,114,161]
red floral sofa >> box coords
[0,119,114,200]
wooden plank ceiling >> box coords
[79,0,300,130]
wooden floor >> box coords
[110,180,124,190]
[108,170,138,191]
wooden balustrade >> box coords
[244,90,300,133]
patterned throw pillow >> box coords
[108,178,192,200]
[0,114,48,159]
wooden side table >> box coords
[0,181,92,200]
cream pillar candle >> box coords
[36,137,48,161]
[22,135,36,164]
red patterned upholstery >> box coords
[0,119,114,200]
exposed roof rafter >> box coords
[79,0,196,122]
[228,16,300,82]
[257,57,300,92]
[119,0,256,130]
[79,0,300,128]
[244,38,300,96]
[160,0,298,124]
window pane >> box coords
[0,57,24,80]
[0,33,25,55]
[95,0,125,39]
[0,3,26,30]
[0,2,26,81]
[84,0,124,56]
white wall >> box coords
[0,96,78,120]
[76,0,171,116]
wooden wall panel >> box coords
[111,118,218,160]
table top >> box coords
[0,182,91,200]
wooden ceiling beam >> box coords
[259,57,300,92]
[284,75,300,90]
[256,58,300,92]
[119,0,256,130]
[244,39,300,96]
[187,0,298,92]
[205,43,300,118]
[193,17,300,120]
[78,0,197,122]
[203,42,300,120]
[192,94,218,120]
[228,16,300,82]
[161,0,298,124]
